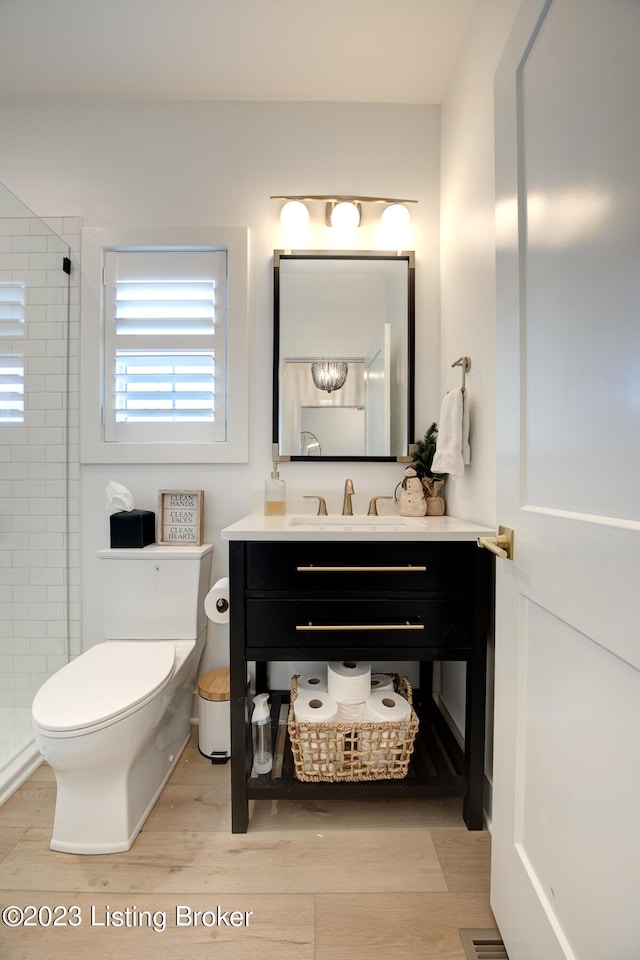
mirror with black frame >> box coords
[273,250,415,461]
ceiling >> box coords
[0,0,477,104]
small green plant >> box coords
[412,423,446,481]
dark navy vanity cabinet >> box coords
[227,532,492,833]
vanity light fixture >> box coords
[272,194,417,229]
[311,360,349,393]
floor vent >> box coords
[459,928,509,960]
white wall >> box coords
[438,0,519,796]
[0,100,441,674]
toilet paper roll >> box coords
[336,701,366,722]
[293,691,339,723]
[327,661,371,705]
[204,577,230,623]
[293,691,341,774]
[361,691,412,770]
[364,691,412,722]
[297,670,328,692]
[370,673,395,692]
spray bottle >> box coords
[251,692,273,774]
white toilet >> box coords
[32,543,213,855]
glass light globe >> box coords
[280,200,310,230]
[330,201,360,230]
[380,203,411,230]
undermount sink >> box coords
[288,515,424,530]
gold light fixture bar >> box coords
[270,194,418,204]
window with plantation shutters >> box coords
[0,282,25,423]
[102,248,227,444]
[81,225,248,464]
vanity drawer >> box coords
[245,599,470,650]
[245,541,473,595]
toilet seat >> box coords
[32,641,176,735]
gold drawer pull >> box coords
[296,565,427,572]
[296,623,425,631]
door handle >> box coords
[477,525,514,560]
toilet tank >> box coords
[98,544,213,640]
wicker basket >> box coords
[288,673,419,782]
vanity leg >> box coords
[462,549,491,830]
[229,541,249,833]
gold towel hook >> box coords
[452,355,471,391]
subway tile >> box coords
[29,636,65,655]
[12,517,47,534]
[24,304,47,323]
[0,253,29,270]
[28,392,64,411]
[29,253,63,271]
[29,497,65,515]
[28,287,65,305]
[24,411,47,428]
[29,568,63,586]
[13,603,64,621]
[27,357,63,376]
[11,446,46,462]
[30,533,64,551]
[28,462,64,480]
[17,236,48,253]
[12,550,48,568]
[0,568,28,585]
[0,498,29,515]
[16,270,47,287]
[13,586,48,604]
[26,321,64,341]
[11,480,46,498]
[11,622,46,639]
[0,219,30,235]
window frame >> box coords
[80,226,249,464]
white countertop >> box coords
[221,513,494,542]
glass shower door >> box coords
[0,181,71,801]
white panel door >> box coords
[492,2,640,958]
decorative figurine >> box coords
[398,466,427,517]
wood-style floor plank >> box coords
[0,825,25,864]
[431,828,491,892]
[0,893,314,960]
[315,892,497,960]
[0,826,446,895]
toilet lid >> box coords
[32,642,176,733]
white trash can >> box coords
[198,668,231,763]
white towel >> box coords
[431,387,471,477]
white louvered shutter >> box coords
[103,248,227,443]
[0,282,25,423]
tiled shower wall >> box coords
[0,216,80,719]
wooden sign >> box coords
[157,490,204,545]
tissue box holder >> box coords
[287,673,419,783]
[110,509,156,549]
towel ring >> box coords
[452,356,471,391]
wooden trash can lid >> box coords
[197,668,250,702]
[198,668,230,702]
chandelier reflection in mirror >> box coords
[311,361,349,394]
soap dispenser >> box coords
[264,463,286,516]
[251,693,273,774]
